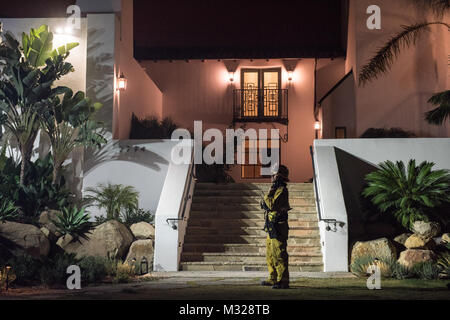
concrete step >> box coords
[189,210,317,219]
[182,243,322,255]
[195,183,314,191]
[185,226,319,237]
[190,202,317,211]
[184,234,321,245]
[192,196,316,205]
[180,261,323,272]
[181,252,323,263]
[194,189,315,197]
[188,218,319,228]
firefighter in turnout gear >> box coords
[260,164,291,289]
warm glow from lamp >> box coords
[288,70,293,81]
[117,73,127,91]
[314,121,321,130]
[229,71,234,82]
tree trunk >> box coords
[19,144,33,185]
[52,163,61,186]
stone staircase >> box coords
[180,183,324,272]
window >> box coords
[241,68,281,118]
[241,139,280,179]
[335,127,347,139]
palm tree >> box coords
[85,183,139,220]
[358,1,450,125]
[363,159,450,230]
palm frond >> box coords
[358,22,450,86]
[425,90,450,125]
[418,0,450,17]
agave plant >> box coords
[52,206,93,241]
[85,183,139,220]
[363,160,450,230]
[0,197,19,222]
[437,251,450,278]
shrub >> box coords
[384,257,412,280]
[360,127,415,138]
[350,256,392,278]
[412,261,440,280]
[363,160,450,230]
[436,252,450,278]
[0,197,19,222]
[6,254,42,285]
[114,261,135,283]
[53,206,93,241]
[85,183,139,221]
[39,253,79,287]
[79,256,107,284]
[129,114,178,139]
[121,208,154,227]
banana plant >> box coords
[0,25,79,185]
[41,87,106,185]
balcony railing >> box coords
[233,88,288,124]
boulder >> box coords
[39,210,62,240]
[412,221,441,239]
[130,222,155,239]
[350,237,397,264]
[404,234,435,250]
[442,233,450,244]
[0,221,50,258]
[125,239,154,273]
[58,220,133,260]
[398,249,436,268]
[393,233,412,247]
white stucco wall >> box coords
[313,138,450,271]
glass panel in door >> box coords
[242,71,259,117]
[263,71,280,117]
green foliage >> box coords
[0,154,71,222]
[0,25,79,185]
[0,197,19,222]
[52,206,93,241]
[39,253,79,287]
[411,261,440,280]
[350,255,413,279]
[384,257,412,280]
[436,251,450,278]
[6,254,41,285]
[425,90,450,125]
[86,183,139,220]
[358,22,450,86]
[129,114,178,139]
[79,256,107,284]
[360,127,415,138]
[114,260,135,283]
[363,160,450,230]
[121,208,155,227]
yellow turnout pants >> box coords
[265,223,289,284]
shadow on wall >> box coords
[86,27,114,133]
[334,147,406,248]
[83,139,170,175]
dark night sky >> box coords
[134,0,347,60]
[0,0,75,18]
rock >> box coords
[56,234,75,248]
[393,233,412,247]
[125,239,154,273]
[130,222,155,239]
[412,221,441,239]
[398,249,436,268]
[39,210,62,240]
[404,234,436,250]
[350,237,397,264]
[0,221,50,258]
[442,233,450,243]
[58,220,133,260]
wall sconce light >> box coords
[287,70,293,82]
[229,71,235,83]
[314,121,321,130]
[117,73,127,91]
